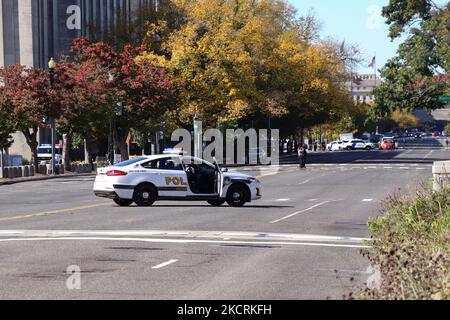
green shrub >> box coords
[359,184,450,300]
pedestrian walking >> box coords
[298,145,308,169]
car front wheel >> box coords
[226,184,248,207]
[133,184,157,207]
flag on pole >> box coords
[368,56,376,68]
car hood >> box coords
[223,171,256,180]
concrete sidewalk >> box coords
[0,172,96,186]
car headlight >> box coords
[245,177,257,184]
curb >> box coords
[0,173,96,186]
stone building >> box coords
[346,73,381,105]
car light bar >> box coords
[106,170,128,176]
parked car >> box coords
[37,144,62,164]
[380,138,395,150]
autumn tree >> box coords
[52,60,112,167]
[139,0,352,141]
[0,65,58,168]
[69,38,178,161]
[391,110,419,129]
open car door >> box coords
[213,157,224,197]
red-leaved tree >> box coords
[70,38,179,160]
[54,60,111,167]
[0,65,59,168]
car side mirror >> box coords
[221,168,228,173]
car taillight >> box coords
[106,170,128,176]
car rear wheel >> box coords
[133,184,157,207]
[207,200,226,207]
[226,184,248,207]
[365,146,372,150]
[346,146,352,151]
[113,198,133,207]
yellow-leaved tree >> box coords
[139,0,354,136]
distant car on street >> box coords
[380,138,395,150]
[341,140,377,151]
[326,141,343,151]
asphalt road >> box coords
[0,147,448,300]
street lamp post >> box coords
[48,58,57,175]
[193,114,202,158]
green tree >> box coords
[0,92,15,152]
[371,1,450,120]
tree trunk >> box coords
[300,128,304,149]
[22,128,39,169]
[84,133,93,164]
[114,126,129,162]
[62,131,72,171]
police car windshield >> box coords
[115,158,147,167]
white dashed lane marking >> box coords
[270,201,332,224]
[275,199,290,202]
[152,259,178,270]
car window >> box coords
[115,158,147,167]
[38,148,61,154]
[142,158,183,171]
[191,163,216,175]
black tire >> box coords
[113,198,133,207]
[226,184,248,207]
[365,146,372,151]
[133,184,157,207]
[207,200,226,207]
[346,146,352,151]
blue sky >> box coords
[288,0,404,75]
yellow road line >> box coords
[257,172,281,179]
[0,203,110,222]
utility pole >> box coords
[48,58,57,175]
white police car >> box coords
[93,155,262,207]
[341,140,377,151]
